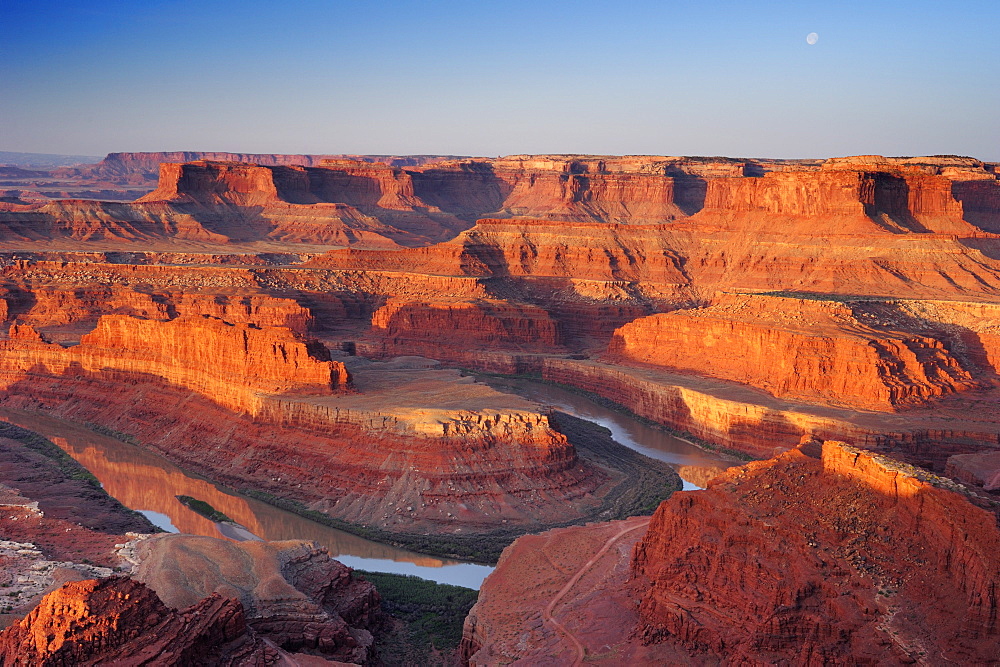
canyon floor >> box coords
[1,151,999,664]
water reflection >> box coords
[481,378,737,488]
[0,409,493,589]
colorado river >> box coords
[0,382,734,590]
[0,409,493,589]
[480,377,738,489]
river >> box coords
[0,381,735,590]
[480,377,737,489]
[0,408,493,589]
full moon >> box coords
[806,32,819,45]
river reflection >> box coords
[0,409,493,589]
[481,377,738,489]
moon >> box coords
[806,32,819,45]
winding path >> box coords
[542,516,651,666]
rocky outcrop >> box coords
[692,161,988,235]
[946,449,1000,491]
[464,442,1000,664]
[536,355,1000,462]
[0,577,277,665]
[608,294,982,411]
[366,297,564,361]
[0,285,311,334]
[54,151,461,185]
[0,316,348,414]
[134,534,382,663]
[632,442,1000,664]
[461,517,688,665]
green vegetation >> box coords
[176,495,234,523]
[238,488,518,563]
[0,420,160,532]
[83,421,141,446]
[0,421,101,488]
[550,412,682,514]
[470,371,757,462]
[758,290,887,304]
[355,570,477,665]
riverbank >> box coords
[240,412,681,563]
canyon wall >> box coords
[0,578,277,665]
[0,315,615,534]
[366,297,564,361]
[631,442,1000,664]
[0,316,348,414]
[463,442,1000,664]
[0,286,311,333]
[4,152,999,252]
[538,356,1000,463]
[608,294,982,411]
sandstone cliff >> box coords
[608,294,982,411]
[632,442,1000,664]
[1,286,311,334]
[366,297,564,362]
[0,316,348,415]
[0,578,277,665]
[133,534,382,663]
[0,317,615,534]
[464,442,1000,664]
[692,167,980,234]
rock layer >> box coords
[0,318,610,534]
[134,534,382,663]
[1,316,348,414]
[632,442,1000,664]
[608,294,981,411]
[0,577,276,665]
[462,442,1000,664]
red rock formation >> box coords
[692,162,984,235]
[367,297,563,361]
[0,316,614,533]
[537,355,1000,462]
[464,442,1000,664]
[946,449,1000,491]
[632,442,1000,664]
[0,285,311,334]
[135,535,382,663]
[608,294,982,411]
[0,316,348,414]
[55,150,461,185]
[461,517,689,665]
[0,577,277,665]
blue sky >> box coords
[2,0,998,159]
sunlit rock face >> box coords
[462,442,1000,664]
[608,293,981,411]
[632,442,1000,664]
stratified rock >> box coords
[632,442,1000,664]
[2,286,312,334]
[134,535,381,663]
[0,577,276,665]
[464,442,1000,664]
[0,315,349,414]
[367,297,564,362]
[0,317,608,534]
[608,294,981,411]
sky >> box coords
[2,0,998,160]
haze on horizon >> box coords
[2,0,998,161]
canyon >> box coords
[1,150,999,663]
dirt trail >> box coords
[542,516,651,665]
